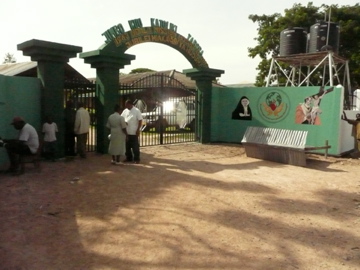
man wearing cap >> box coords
[0,116,39,173]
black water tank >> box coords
[308,21,340,53]
[279,27,308,56]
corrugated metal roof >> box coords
[88,69,225,90]
[0,62,37,76]
[125,70,197,89]
[1,63,226,89]
[0,61,89,82]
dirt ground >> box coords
[1,142,360,270]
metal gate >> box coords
[64,79,97,152]
[119,73,197,146]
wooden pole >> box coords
[325,140,328,159]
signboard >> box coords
[102,18,208,68]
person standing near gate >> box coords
[106,104,127,164]
[74,102,90,158]
[342,111,360,158]
[121,99,143,163]
[42,115,58,161]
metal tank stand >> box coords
[265,51,351,93]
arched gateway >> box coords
[100,18,208,69]
[80,18,224,153]
[17,19,224,156]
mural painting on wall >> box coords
[232,96,252,120]
[259,90,290,123]
[295,87,334,125]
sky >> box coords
[1,0,358,85]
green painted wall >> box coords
[0,73,346,169]
[211,86,343,155]
[0,75,41,170]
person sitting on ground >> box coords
[0,116,39,173]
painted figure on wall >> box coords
[295,96,314,124]
[295,87,333,125]
[232,96,252,120]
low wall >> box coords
[1,76,356,170]
[211,85,353,156]
[0,75,41,170]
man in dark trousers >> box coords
[74,102,90,158]
[0,116,39,173]
[121,100,143,163]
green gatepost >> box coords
[17,39,82,158]
[80,50,135,153]
[183,68,224,143]
[82,18,224,147]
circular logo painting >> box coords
[258,90,290,122]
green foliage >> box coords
[248,3,360,88]
[3,53,16,64]
[129,68,156,74]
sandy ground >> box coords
[1,142,360,270]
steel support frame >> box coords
[266,51,351,95]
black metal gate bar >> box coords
[64,80,97,152]
[119,73,197,147]
[63,73,197,153]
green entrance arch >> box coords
[80,18,224,153]
[100,18,208,69]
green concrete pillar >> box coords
[17,39,82,158]
[183,68,224,143]
[80,50,135,153]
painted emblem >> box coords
[258,90,290,122]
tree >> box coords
[129,68,156,74]
[248,3,360,89]
[3,53,16,64]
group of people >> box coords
[0,99,142,174]
[107,99,143,164]
[0,102,90,174]
[65,99,143,164]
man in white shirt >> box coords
[74,102,90,158]
[121,99,143,163]
[0,116,39,173]
[42,115,59,161]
